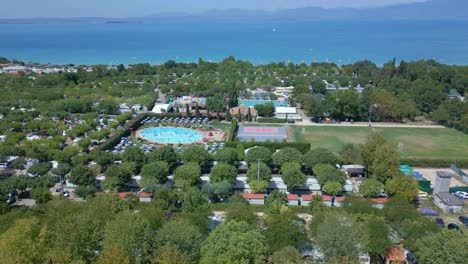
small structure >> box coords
[433,192,464,213]
[269,176,288,192]
[242,193,265,205]
[139,192,153,202]
[151,103,172,114]
[229,106,258,119]
[342,164,366,177]
[372,197,388,209]
[301,195,313,206]
[448,89,463,101]
[322,195,346,207]
[287,194,300,206]
[118,192,136,199]
[274,107,302,120]
[434,171,453,193]
[297,177,321,192]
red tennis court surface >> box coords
[237,126,287,142]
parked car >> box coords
[420,208,440,216]
[63,190,70,197]
[458,216,468,226]
[55,188,63,193]
[448,223,464,234]
[454,191,468,199]
[435,218,445,228]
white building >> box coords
[151,103,172,114]
[274,107,302,120]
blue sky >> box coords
[1,0,428,18]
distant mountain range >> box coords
[1,0,467,24]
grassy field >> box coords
[289,126,468,160]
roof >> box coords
[229,106,258,117]
[322,195,346,202]
[434,192,464,206]
[302,195,313,201]
[342,164,365,170]
[118,192,136,198]
[287,194,299,200]
[275,107,297,114]
[436,171,454,178]
[448,89,462,97]
[151,103,171,114]
[139,192,153,198]
[242,193,265,200]
[372,198,388,204]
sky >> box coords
[0,0,429,19]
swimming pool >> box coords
[239,99,287,108]
[138,127,203,144]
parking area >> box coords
[414,168,468,188]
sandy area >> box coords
[414,167,468,188]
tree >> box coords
[322,181,342,197]
[30,187,52,203]
[362,218,392,262]
[96,245,130,264]
[245,146,272,164]
[214,147,237,164]
[210,163,237,184]
[281,162,306,192]
[195,104,201,119]
[303,148,339,170]
[206,94,225,113]
[415,230,467,264]
[102,211,150,263]
[271,246,302,264]
[173,162,201,188]
[122,146,145,172]
[28,162,52,176]
[247,161,271,182]
[272,147,303,168]
[226,108,232,121]
[140,161,170,186]
[249,179,269,193]
[228,86,239,108]
[313,164,346,186]
[147,146,178,167]
[0,218,46,263]
[182,187,209,212]
[254,102,275,117]
[200,221,266,264]
[265,213,308,253]
[326,89,364,121]
[69,165,96,186]
[181,145,210,167]
[385,175,419,201]
[369,141,400,183]
[225,204,258,225]
[154,244,191,264]
[74,185,96,198]
[313,212,364,262]
[201,181,232,202]
[359,178,384,198]
[185,104,190,117]
[156,219,203,262]
[247,107,252,122]
[408,77,446,113]
[103,165,132,192]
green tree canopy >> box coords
[210,162,237,184]
[303,148,340,170]
[385,175,419,201]
[214,147,237,164]
[200,221,267,264]
[173,162,201,188]
[322,181,343,197]
[359,178,384,198]
[147,146,178,167]
[69,165,96,186]
[415,230,467,264]
[140,161,170,186]
[103,164,132,192]
[265,213,308,253]
[247,161,271,183]
[181,146,210,167]
[313,163,346,186]
[281,162,306,192]
[245,146,272,164]
[272,147,303,168]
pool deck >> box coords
[136,126,225,145]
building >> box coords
[139,192,153,202]
[448,89,463,100]
[229,106,258,119]
[342,164,366,177]
[301,195,313,206]
[242,193,265,205]
[274,107,302,120]
[287,194,300,206]
[297,177,321,192]
[322,195,346,207]
[434,171,453,193]
[433,192,464,213]
[151,103,172,114]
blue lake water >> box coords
[1,20,468,65]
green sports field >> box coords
[289,126,468,160]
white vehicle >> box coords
[454,191,468,199]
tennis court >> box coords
[237,126,288,142]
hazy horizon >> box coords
[1,0,429,19]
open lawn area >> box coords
[289,126,468,160]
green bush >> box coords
[257,118,286,123]
[225,142,311,154]
[227,119,238,142]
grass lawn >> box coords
[289,126,468,160]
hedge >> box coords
[225,141,311,154]
[227,119,238,142]
[400,158,468,168]
[257,117,286,123]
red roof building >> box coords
[118,192,136,198]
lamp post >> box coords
[368,104,378,127]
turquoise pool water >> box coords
[239,99,287,108]
[139,127,203,144]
